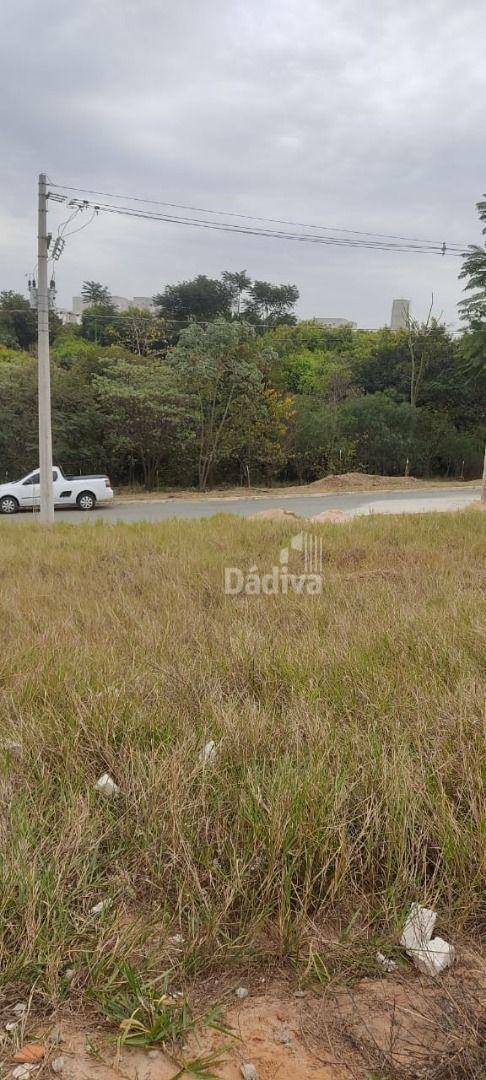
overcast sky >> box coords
[1,0,485,327]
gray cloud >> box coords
[1,0,485,326]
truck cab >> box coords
[0,467,114,513]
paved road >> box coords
[2,486,480,524]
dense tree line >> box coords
[0,236,484,489]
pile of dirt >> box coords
[311,508,352,524]
[248,508,302,521]
[307,471,422,492]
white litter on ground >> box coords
[90,899,110,915]
[94,773,120,797]
[12,1067,39,1079]
[414,937,456,978]
[169,933,184,946]
[51,1058,65,1074]
[198,740,217,763]
[400,903,455,977]
[240,1065,258,1079]
[235,986,249,999]
[400,903,437,953]
[377,951,398,973]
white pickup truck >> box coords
[0,467,114,513]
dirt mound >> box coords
[311,508,352,524]
[307,471,421,492]
[248,508,302,521]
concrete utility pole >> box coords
[37,173,55,524]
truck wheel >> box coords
[76,491,96,511]
[0,495,19,514]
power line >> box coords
[48,193,465,256]
[62,208,99,238]
[49,182,468,251]
[1,308,467,334]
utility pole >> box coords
[37,173,55,524]
[481,444,486,504]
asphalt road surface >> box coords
[2,486,480,524]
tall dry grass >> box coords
[0,511,484,1004]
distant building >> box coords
[314,317,357,329]
[58,310,79,326]
[71,294,156,323]
[390,298,410,330]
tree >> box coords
[459,194,486,327]
[221,270,252,316]
[218,387,295,485]
[0,351,38,477]
[80,300,119,345]
[405,296,440,408]
[458,197,486,427]
[0,292,37,350]
[289,398,354,482]
[244,280,299,327]
[339,393,414,475]
[81,281,112,305]
[169,319,267,489]
[154,275,232,322]
[114,306,169,356]
[95,357,191,488]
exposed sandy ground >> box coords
[311,509,352,523]
[4,955,484,1080]
[116,473,480,503]
[248,507,303,521]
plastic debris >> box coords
[240,1066,258,1079]
[90,899,110,915]
[169,933,184,946]
[6,1022,19,1031]
[235,986,249,1000]
[51,1058,65,1074]
[199,740,217,764]
[94,773,120,797]
[414,937,456,978]
[400,904,455,977]
[12,1066,38,1079]
[377,951,398,973]
[400,903,437,953]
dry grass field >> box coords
[0,511,485,1072]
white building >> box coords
[390,298,410,330]
[71,294,156,320]
[314,317,357,329]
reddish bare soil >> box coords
[4,954,485,1080]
